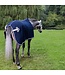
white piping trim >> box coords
[12,27,20,32]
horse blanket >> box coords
[6,18,34,44]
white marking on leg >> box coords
[21,50,24,57]
[17,66,22,70]
[13,62,16,64]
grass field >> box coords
[0,30,65,70]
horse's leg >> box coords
[15,43,22,69]
[12,39,15,63]
[21,42,25,57]
[27,39,31,57]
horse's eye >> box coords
[39,26,41,29]
[36,23,39,25]
[37,26,39,29]
[37,26,40,29]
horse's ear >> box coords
[38,20,41,23]
[40,20,41,22]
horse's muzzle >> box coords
[40,31,42,33]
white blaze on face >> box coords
[37,20,42,32]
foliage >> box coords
[43,5,65,29]
[0,5,65,29]
[44,12,58,27]
[0,5,44,29]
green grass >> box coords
[0,30,65,70]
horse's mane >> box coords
[28,18,37,22]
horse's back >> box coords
[6,19,34,44]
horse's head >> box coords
[35,20,42,33]
[29,18,42,33]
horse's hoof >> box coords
[21,54,24,58]
[28,55,31,58]
[13,61,16,64]
[17,65,22,70]
[13,62,16,64]
[27,53,30,57]
[21,55,24,58]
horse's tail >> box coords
[5,26,12,60]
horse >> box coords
[4,18,42,69]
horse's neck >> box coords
[29,19,38,29]
[30,21,37,29]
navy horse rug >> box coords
[6,18,34,44]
